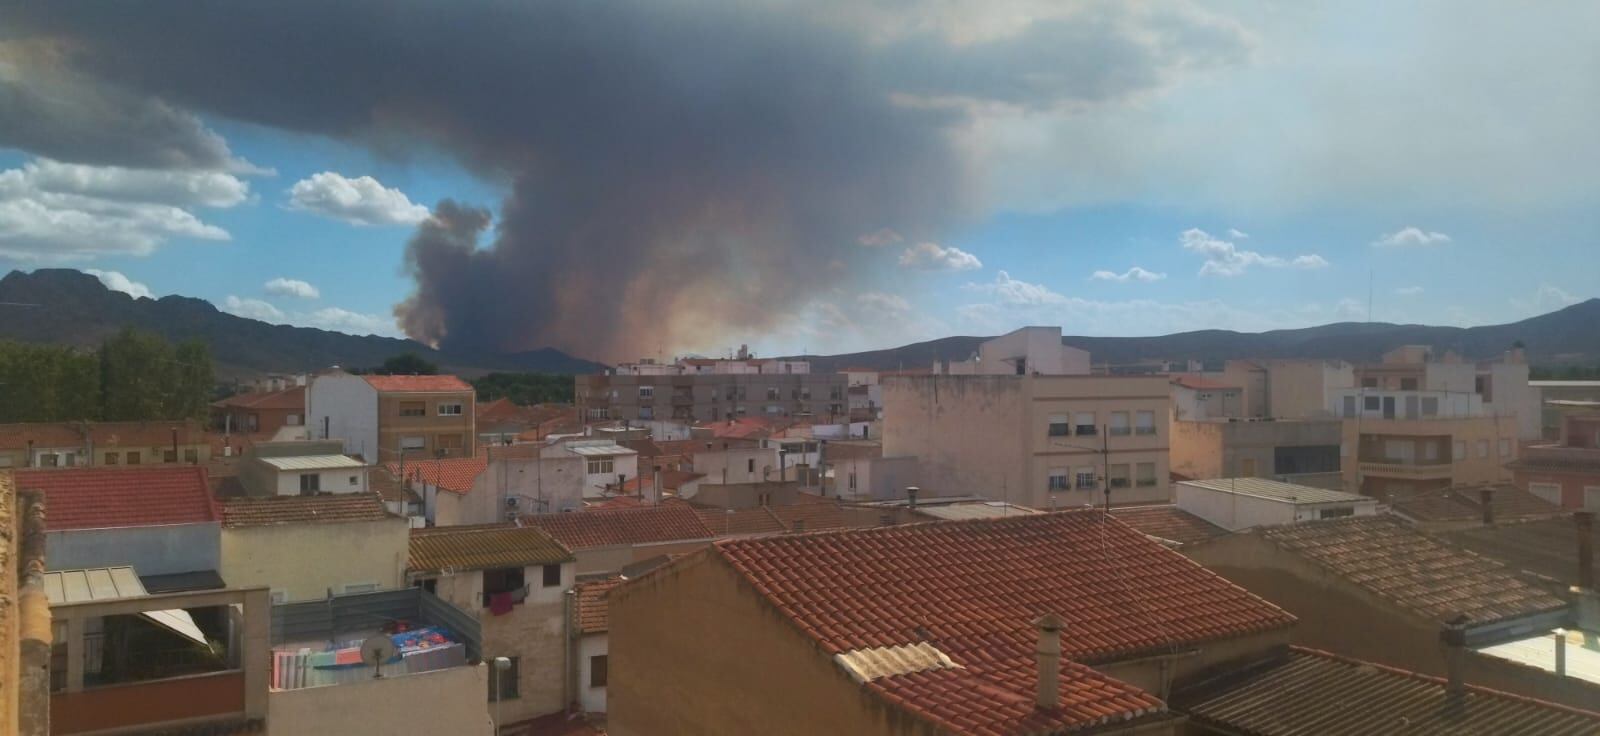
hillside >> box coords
[797,300,1600,371]
[0,269,605,377]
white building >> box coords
[1174,478,1378,532]
[573,577,624,714]
[557,440,640,499]
[935,326,1090,376]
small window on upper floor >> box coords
[399,401,427,417]
[438,403,463,416]
[542,564,562,588]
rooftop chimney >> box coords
[1033,614,1063,710]
[1578,511,1595,591]
[1440,615,1469,708]
[906,486,920,511]
[1479,487,1495,526]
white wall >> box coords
[272,467,368,496]
[1174,481,1377,531]
[221,518,408,602]
[579,634,608,713]
[1485,363,1540,440]
[307,372,378,461]
[691,447,778,485]
[267,661,490,736]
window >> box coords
[1342,396,1357,418]
[1047,414,1070,437]
[1136,462,1156,487]
[126,451,141,465]
[401,436,426,450]
[1135,411,1156,436]
[399,401,426,417]
[1498,439,1511,458]
[183,449,198,464]
[1109,412,1130,436]
[1400,378,1418,391]
[1476,439,1489,458]
[1475,375,1493,402]
[104,452,118,465]
[1585,486,1600,510]
[1421,397,1439,416]
[590,655,608,688]
[1528,482,1561,506]
[1363,396,1381,411]
[299,474,320,494]
[1423,442,1439,461]
[747,458,755,473]
[800,388,811,401]
[1047,468,1069,491]
[1076,468,1097,490]
[1074,412,1096,436]
[1453,441,1466,460]
[341,582,378,594]
[349,475,360,486]
[765,387,779,400]
[482,567,526,608]
[636,385,654,400]
[1108,464,1130,489]
[438,403,463,416]
[1362,377,1378,388]
[286,414,302,426]
[848,472,857,491]
[542,564,562,588]
[270,590,288,605]
[586,458,615,475]
[163,449,177,463]
[1318,506,1356,519]
[489,656,520,701]
[438,434,464,451]
[638,406,654,420]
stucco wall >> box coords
[578,633,608,713]
[220,518,408,602]
[608,554,946,736]
[47,523,219,575]
[430,562,573,724]
[883,376,1026,499]
[267,661,491,735]
[271,467,366,496]
[307,372,378,461]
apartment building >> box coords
[307,370,477,462]
[1510,411,1600,508]
[883,373,1170,509]
[0,420,211,469]
[575,353,847,424]
[933,326,1090,376]
[210,386,305,437]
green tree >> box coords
[169,340,215,419]
[472,372,574,405]
[375,353,440,375]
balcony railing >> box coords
[1358,460,1453,478]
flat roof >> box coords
[1178,478,1372,505]
[259,454,367,471]
[1476,630,1600,686]
[1531,381,1600,388]
[566,443,637,457]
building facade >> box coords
[883,374,1171,509]
[1510,412,1600,508]
[307,371,477,463]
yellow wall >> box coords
[379,391,477,458]
[1341,414,1519,494]
[220,518,408,602]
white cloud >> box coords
[84,269,152,299]
[303,307,399,336]
[898,242,983,271]
[857,291,910,312]
[287,172,429,226]
[0,158,239,262]
[1395,286,1424,296]
[1179,228,1327,277]
[264,277,320,300]
[857,228,903,247]
[222,295,285,322]
[1373,227,1452,247]
[1509,284,1584,317]
[963,270,1067,306]
[1227,228,1250,239]
[1090,266,1166,283]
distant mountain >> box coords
[0,269,605,377]
[796,300,1600,371]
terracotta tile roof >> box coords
[1388,484,1564,524]
[221,493,393,528]
[0,419,209,450]
[590,495,646,510]
[362,374,473,393]
[710,511,1294,735]
[1111,504,1230,547]
[382,455,487,494]
[1179,646,1600,736]
[619,469,703,494]
[1258,515,1568,626]
[574,576,625,635]
[525,504,714,550]
[15,466,218,531]
[408,523,573,574]
[1170,375,1238,391]
[212,386,305,411]
[1441,515,1596,593]
[697,506,786,536]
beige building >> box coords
[883,374,1171,509]
[1170,418,1344,487]
[408,524,576,728]
[220,493,408,603]
[307,371,477,463]
[0,420,212,469]
[1343,414,1521,497]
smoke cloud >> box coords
[2,1,1247,360]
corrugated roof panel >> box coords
[1180,478,1371,505]
[260,454,366,471]
[566,443,637,457]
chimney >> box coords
[1439,615,1469,707]
[1579,511,1595,591]
[1479,487,1495,526]
[791,519,805,533]
[1554,629,1568,676]
[1033,614,1063,710]
[906,486,920,511]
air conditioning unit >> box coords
[504,496,520,509]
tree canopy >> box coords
[0,328,215,423]
[471,372,572,405]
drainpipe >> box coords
[564,588,578,713]
[1480,487,1495,526]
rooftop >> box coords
[912,501,1042,522]
[1388,485,1564,525]
[382,455,487,494]
[0,419,209,450]
[1110,504,1230,547]
[1178,477,1372,506]
[574,576,625,635]
[1171,375,1238,391]
[258,454,366,472]
[1258,515,1569,627]
[408,523,573,574]
[525,504,714,550]
[212,385,305,411]
[1179,646,1600,736]
[362,374,473,393]
[221,493,392,528]
[1441,515,1596,593]
[707,511,1295,735]
[15,465,218,531]
[562,441,637,458]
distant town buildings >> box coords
[576,348,848,424]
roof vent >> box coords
[1034,614,1063,710]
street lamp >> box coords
[492,656,512,733]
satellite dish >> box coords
[360,634,399,679]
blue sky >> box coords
[1,2,1595,361]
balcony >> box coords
[1514,444,1600,471]
[1358,459,1453,479]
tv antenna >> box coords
[360,634,398,679]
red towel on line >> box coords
[489,592,514,616]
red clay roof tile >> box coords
[574,576,626,635]
[16,466,219,530]
[1110,504,1230,547]
[362,374,473,392]
[222,492,392,527]
[525,504,714,549]
[382,455,487,494]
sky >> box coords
[0,2,1595,363]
